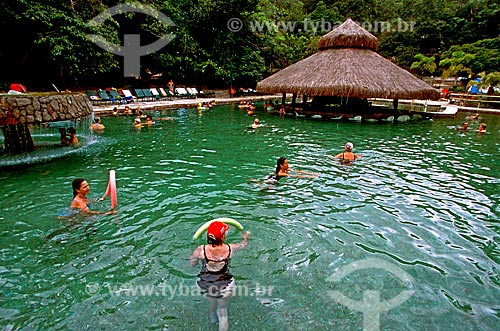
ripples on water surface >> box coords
[1,104,499,330]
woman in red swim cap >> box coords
[190,221,250,331]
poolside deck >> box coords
[92,94,500,117]
[92,94,282,117]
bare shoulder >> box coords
[193,245,204,255]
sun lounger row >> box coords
[86,87,207,105]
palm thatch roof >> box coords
[257,19,439,100]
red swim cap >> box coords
[207,221,229,241]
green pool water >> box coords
[1,104,499,330]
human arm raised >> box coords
[229,231,251,253]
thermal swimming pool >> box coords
[0,104,499,330]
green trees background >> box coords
[0,0,498,90]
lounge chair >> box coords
[159,88,172,100]
[134,89,146,101]
[175,87,190,98]
[97,89,113,104]
[142,88,155,101]
[108,89,126,104]
[186,88,198,98]
[149,88,162,100]
[85,90,101,106]
[166,89,177,99]
[190,87,204,97]
[121,89,136,103]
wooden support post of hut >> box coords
[393,99,399,114]
[291,93,297,111]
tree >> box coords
[481,71,500,87]
[439,49,474,80]
[411,54,437,77]
[0,0,119,89]
[439,38,500,77]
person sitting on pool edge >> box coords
[190,221,250,331]
[334,142,361,163]
[267,157,319,182]
[70,178,116,214]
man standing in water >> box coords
[190,221,250,331]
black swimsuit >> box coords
[197,245,234,298]
[266,174,284,182]
[340,153,357,164]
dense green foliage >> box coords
[0,0,498,90]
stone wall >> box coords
[0,92,93,125]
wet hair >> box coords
[68,127,76,134]
[207,234,224,246]
[275,157,286,175]
[72,178,86,198]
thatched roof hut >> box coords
[256,19,439,100]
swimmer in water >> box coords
[334,142,361,163]
[266,157,319,182]
[190,221,250,331]
[145,115,155,125]
[90,117,105,131]
[67,127,78,145]
[251,118,261,129]
[477,122,487,133]
[466,113,479,120]
[70,178,116,214]
[458,122,469,131]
